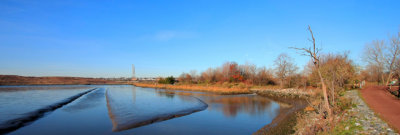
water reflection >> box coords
[154,90,278,118]
[105,87,208,132]
[62,88,105,112]
[207,95,275,117]
[4,85,283,135]
[155,90,176,98]
[0,88,96,134]
[0,85,94,92]
[0,86,93,125]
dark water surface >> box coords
[0,85,281,135]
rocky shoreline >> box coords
[251,88,314,99]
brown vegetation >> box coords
[178,61,276,86]
[133,82,252,94]
[363,30,400,85]
[288,26,362,134]
[274,53,299,88]
[291,25,332,122]
[143,26,400,134]
[0,75,128,85]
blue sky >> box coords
[0,0,399,78]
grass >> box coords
[331,115,363,135]
[331,91,362,135]
[133,82,252,94]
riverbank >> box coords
[133,82,316,96]
[254,96,308,135]
[291,90,399,135]
[133,83,252,94]
[250,87,314,134]
[144,83,399,134]
[251,88,315,99]
[133,82,312,134]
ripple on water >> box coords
[105,88,208,131]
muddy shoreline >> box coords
[254,93,308,135]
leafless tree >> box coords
[396,59,400,77]
[240,62,257,84]
[386,31,400,85]
[178,72,192,84]
[363,30,400,85]
[274,53,298,88]
[291,25,331,118]
[364,40,387,84]
[189,70,197,83]
[255,67,275,85]
[200,68,215,83]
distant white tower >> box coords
[132,64,136,81]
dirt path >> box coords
[361,86,400,131]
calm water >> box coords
[0,85,281,135]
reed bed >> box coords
[133,83,252,94]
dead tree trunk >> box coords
[292,26,332,118]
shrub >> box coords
[158,76,176,84]
[238,82,246,89]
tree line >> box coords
[175,52,358,90]
[155,26,400,133]
[166,28,400,89]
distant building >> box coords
[131,64,137,81]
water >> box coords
[0,85,95,125]
[0,85,281,135]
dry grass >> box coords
[293,91,358,135]
[0,75,128,85]
[133,83,252,94]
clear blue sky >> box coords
[0,0,399,78]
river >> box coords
[0,85,281,135]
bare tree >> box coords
[200,68,216,83]
[178,72,192,84]
[291,25,331,118]
[240,62,257,84]
[364,40,386,84]
[256,67,275,85]
[395,58,400,78]
[386,32,400,85]
[363,30,400,85]
[189,70,197,83]
[395,59,400,85]
[274,53,298,88]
